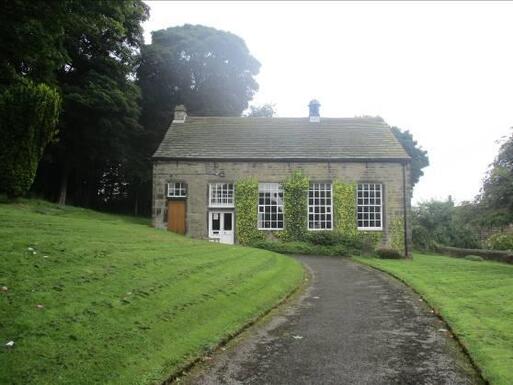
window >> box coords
[209,183,234,207]
[357,183,383,230]
[167,182,187,198]
[308,183,333,230]
[258,183,284,230]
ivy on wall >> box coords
[235,178,263,245]
[283,170,309,241]
[333,181,358,238]
[391,217,405,254]
[234,173,406,256]
[333,181,384,251]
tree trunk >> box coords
[134,188,139,216]
[58,168,69,205]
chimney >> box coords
[308,99,320,122]
[173,105,187,123]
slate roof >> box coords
[153,117,410,161]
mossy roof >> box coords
[153,116,410,161]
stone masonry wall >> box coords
[152,160,411,252]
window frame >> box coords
[167,182,187,198]
[357,183,383,231]
[257,182,284,230]
[208,182,235,208]
[308,182,333,231]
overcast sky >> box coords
[143,1,513,204]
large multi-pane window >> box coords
[258,183,284,230]
[308,183,333,230]
[357,183,383,230]
[167,182,187,198]
[209,183,234,207]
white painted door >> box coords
[209,211,234,244]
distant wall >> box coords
[435,245,513,264]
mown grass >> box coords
[354,253,513,385]
[0,200,304,385]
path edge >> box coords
[160,259,312,385]
[352,257,489,385]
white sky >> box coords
[143,1,513,204]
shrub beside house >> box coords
[152,101,412,256]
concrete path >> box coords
[180,256,482,385]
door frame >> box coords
[208,210,235,244]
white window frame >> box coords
[357,183,383,231]
[308,183,333,231]
[167,182,187,198]
[257,183,284,230]
[208,183,235,208]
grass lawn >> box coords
[0,200,304,385]
[354,253,513,385]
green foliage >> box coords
[412,199,481,250]
[477,130,513,226]
[356,253,513,385]
[0,79,61,197]
[283,170,309,240]
[486,233,513,251]
[246,103,276,117]
[305,231,340,245]
[391,126,429,187]
[251,240,351,257]
[0,199,303,385]
[464,255,484,262]
[0,1,68,88]
[333,181,358,238]
[138,24,261,155]
[333,181,384,253]
[376,247,402,259]
[235,178,263,245]
[390,217,405,254]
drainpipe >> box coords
[402,162,410,258]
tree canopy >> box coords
[391,126,429,187]
[138,24,261,151]
[246,103,276,117]
[476,130,513,226]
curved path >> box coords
[182,256,482,385]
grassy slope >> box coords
[0,200,303,385]
[355,253,513,385]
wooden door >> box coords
[167,200,186,234]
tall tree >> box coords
[138,24,261,153]
[477,130,513,226]
[33,1,149,208]
[391,127,429,187]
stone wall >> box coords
[152,160,411,253]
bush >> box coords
[250,240,351,257]
[0,79,61,198]
[486,233,513,251]
[464,255,484,262]
[306,231,340,246]
[376,247,402,259]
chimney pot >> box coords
[173,105,187,123]
[308,99,320,122]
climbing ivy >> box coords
[333,181,358,238]
[235,178,263,245]
[391,217,405,254]
[283,170,309,241]
[333,181,384,252]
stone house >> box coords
[152,101,412,255]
